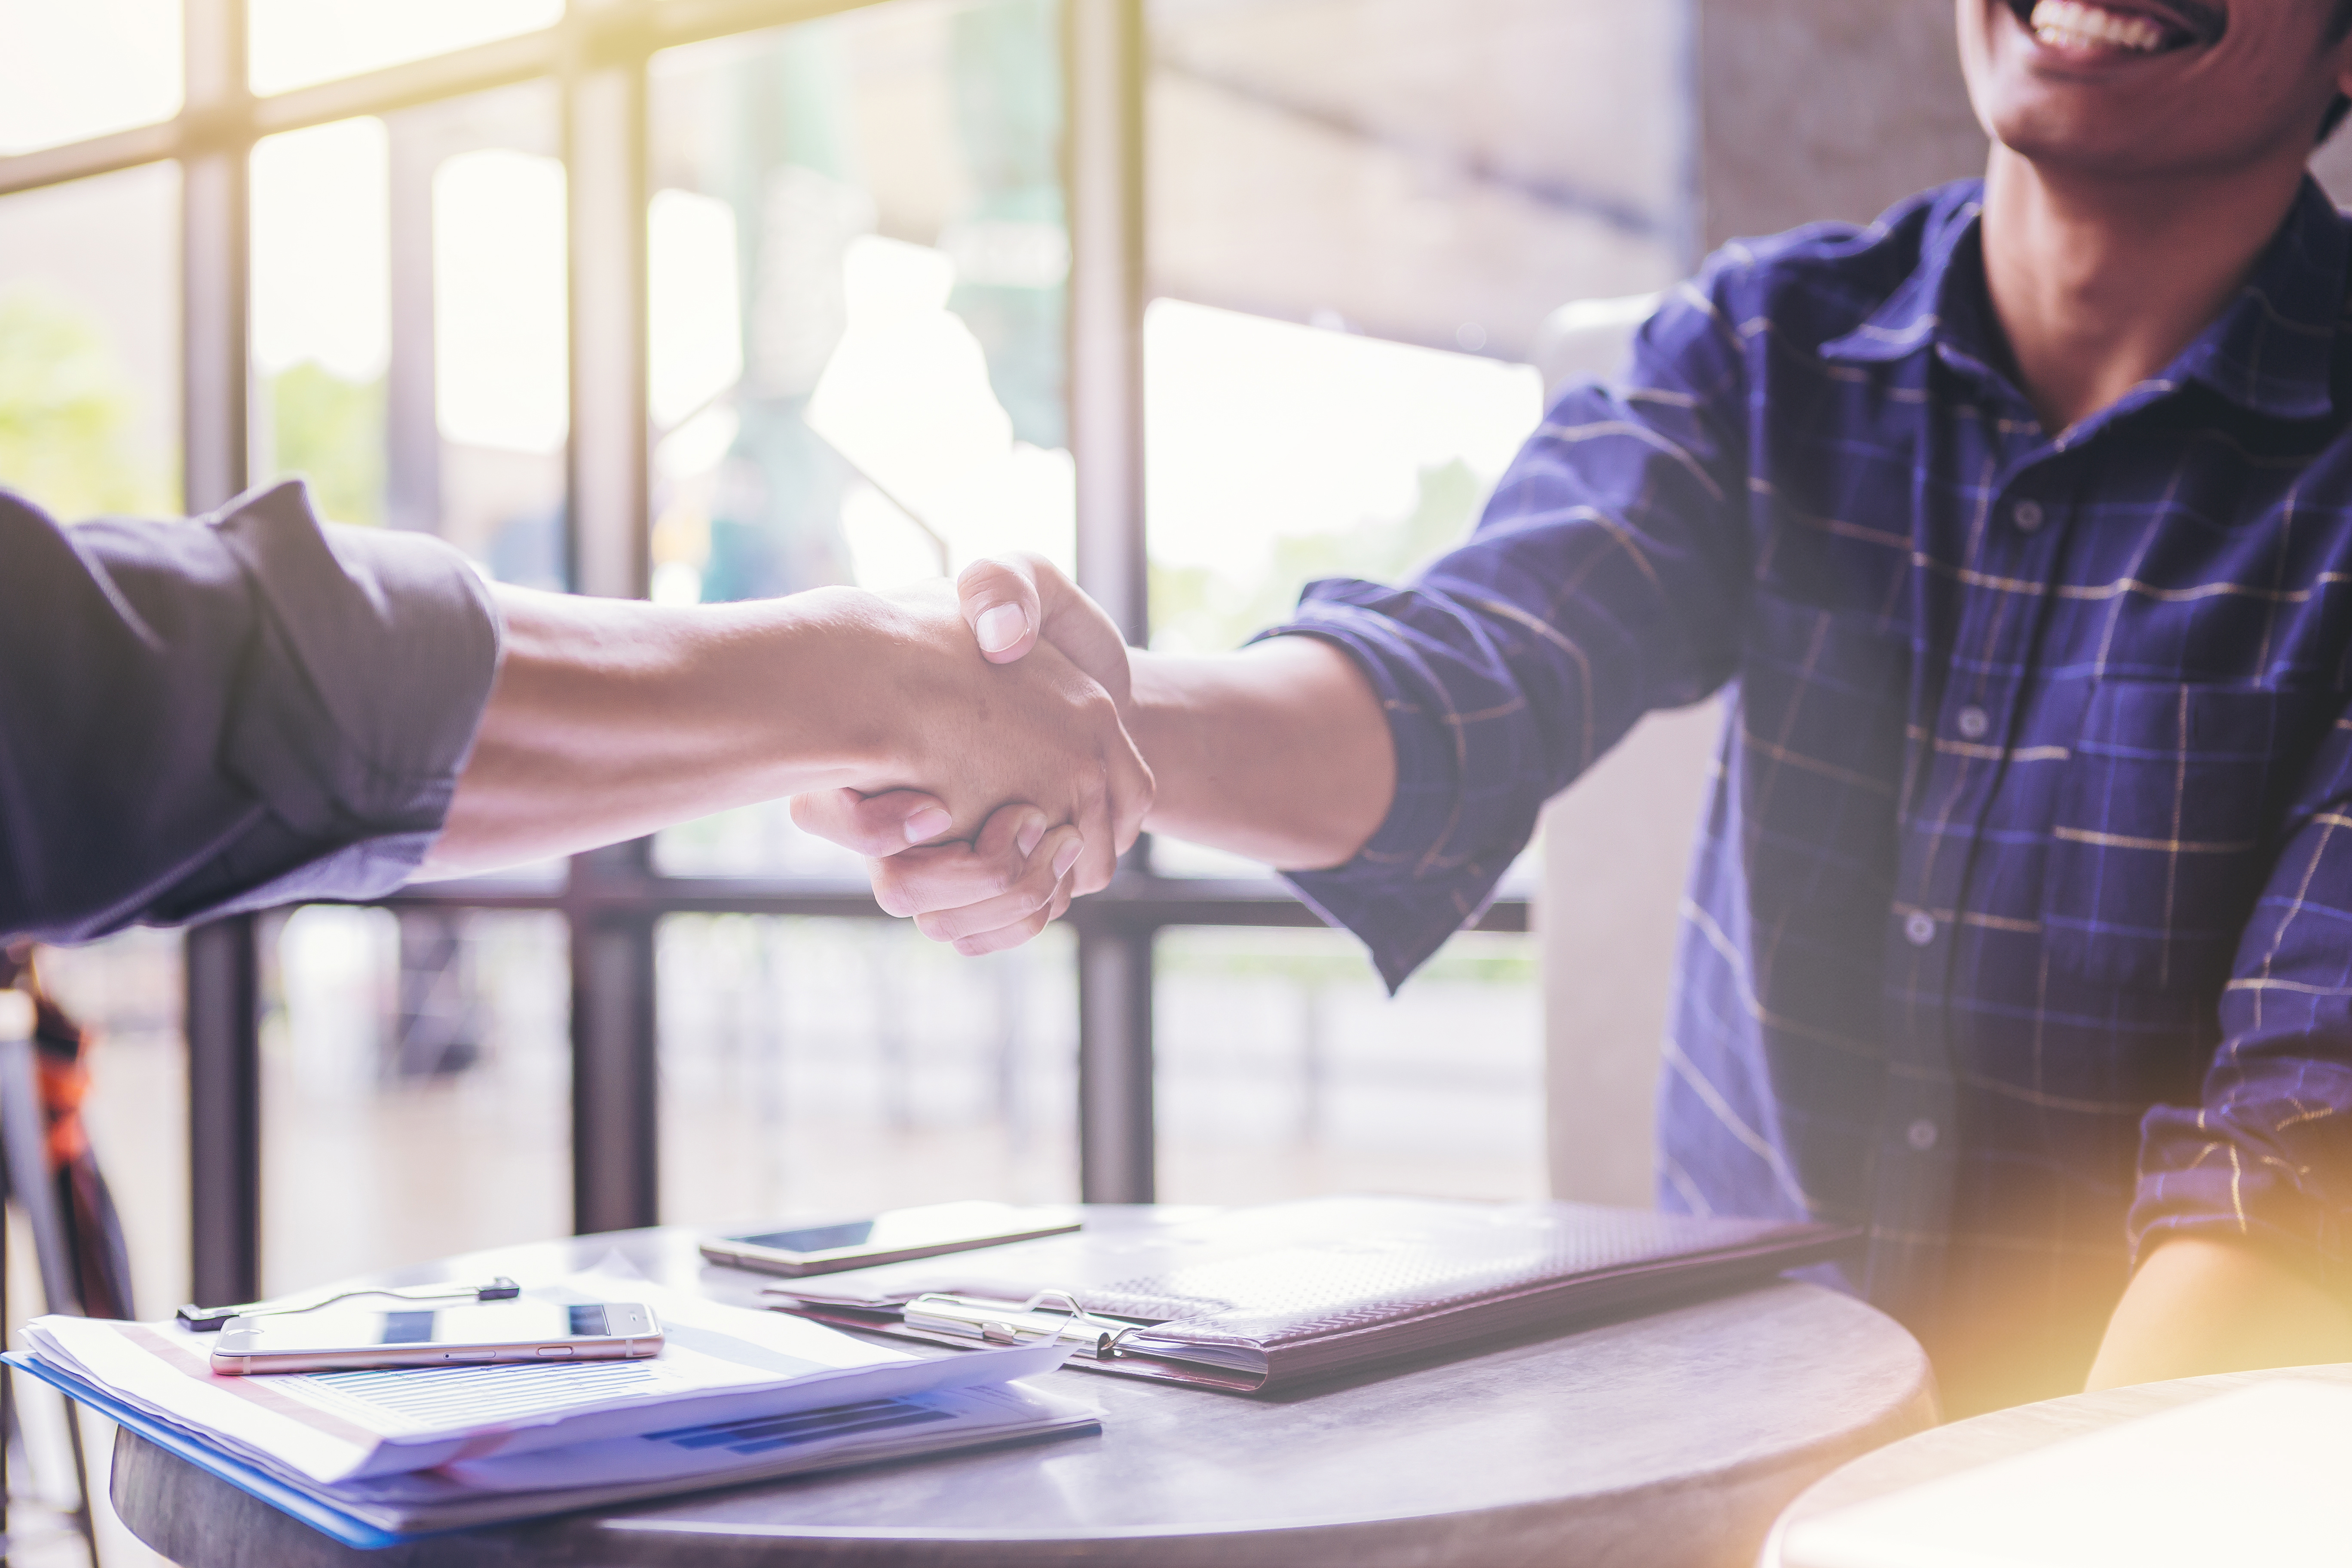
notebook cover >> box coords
[3,1351,407,1550]
[773,1197,1864,1391]
[8,1351,1105,1544]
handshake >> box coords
[793,554,1158,956]
[429,553,1397,947]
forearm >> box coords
[1127,636,1394,870]
[2086,1234,2352,1390]
[423,585,897,877]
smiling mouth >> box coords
[2005,0,2219,55]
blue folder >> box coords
[3,1350,408,1550]
[7,1348,1098,1553]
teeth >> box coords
[2027,0,2170,51]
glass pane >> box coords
[251,119,389,526]
[658,917,1078,1228]
[1144,0,1678,652]
[649,0,1069,875]
[35,931,191,1317]
[1155,927,1544,1204]
[248,0,566,97]
[0,162,181,520]
[261,907,571,1295]
[647,0,1071,604]
[1142,0,1675,886]
[0,0,181,155]
[250,83,566,584]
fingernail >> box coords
[975,602,1026,653]
[903,807,953,844]
[1016,813,1047,858]
[1051,837,1083,879]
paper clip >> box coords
[175,1277,523,1333]
[902,1289,1137,1360]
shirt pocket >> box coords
[2041,681,2307,994]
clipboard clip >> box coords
[902,1289,1137,1360]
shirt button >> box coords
[1956,705,1990,741]
[2012,500,2044,533]
[1907,1118,1939,1152]
[1903,910,1937,947]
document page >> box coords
[23,1270,1066,1484]
[318,1379,1099,1534]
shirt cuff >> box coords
[2129,1098,2352,1291]
[1255,580,1524,992]
[196,481,504,914]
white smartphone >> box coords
[699,1200,1081,1277]
[208,1299,662,1375]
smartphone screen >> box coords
[219,1300,625,1354]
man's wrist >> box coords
[757,585,931,792]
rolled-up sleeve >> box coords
[1264,273,1755,989]
[2131,703,2352,1283]
[0,479,503,943]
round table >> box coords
[1760,1361,2352,1567]
[109,1221,1935,1568]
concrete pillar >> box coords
[1541,704,1721,1207]
[1699,0,1988,249]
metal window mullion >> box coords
[181,0,263,1306]
[1066,0,1155,1203]
[563,4,661,1234]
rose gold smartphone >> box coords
[208,1300,662,1375]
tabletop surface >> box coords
[107,1213,1936,1568]
[1761,1360,2352,1568]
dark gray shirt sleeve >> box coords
[0,479,504,943]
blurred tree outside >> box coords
[0,285,175,520]
[1150,455,1488,655]
[693,0,1065,604]
[264,360,386,527]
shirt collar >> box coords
[1822,176,2348,424]
[1819,183,1987,368]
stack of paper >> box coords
[10,1271,1096,1545]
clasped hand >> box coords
[796,557,1131,954]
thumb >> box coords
[957,555,1043,665]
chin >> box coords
[1980,96,2165,174]
[1962,0,2337,182]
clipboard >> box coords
[767,1196,1866,1393]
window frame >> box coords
[0,0,1529,1308]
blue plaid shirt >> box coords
[1279,177,2352,1412]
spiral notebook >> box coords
[763,1196,1862,1392]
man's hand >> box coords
[847,577,1150,890]
[793,556,1140,950]
[2086,1234,2352,1390]
[800,552,1395,955]
[955,552,1133,698]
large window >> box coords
[0,0,1686,1316]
